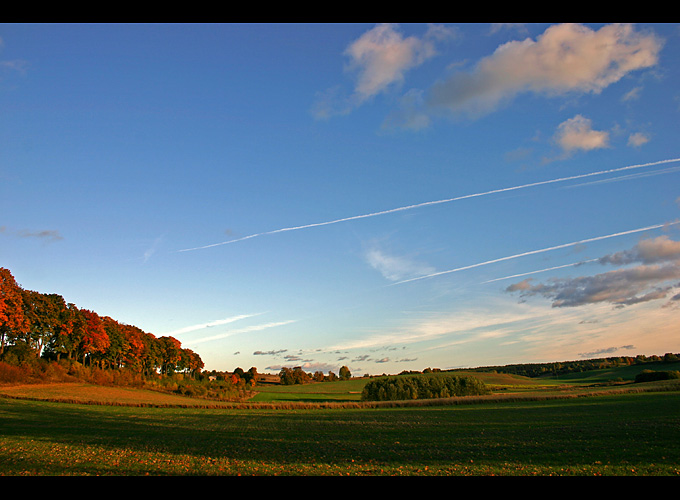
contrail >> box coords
[163,313,262,336]
[480,259,599,284]
[182,320,297,346]
[179,158,680,252]
[391,221,680,286]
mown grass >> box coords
[1,383,679,476]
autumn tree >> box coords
[177,347,204,378]
[158,336,182,375]
[0,268,28,356]
[339,365,351,380]
[101,316,126,369]
[78,309,110,366]
[46,302,84,361]
[140,332,162,376]
[1,266,205,383]
[120,324,147,372]
[21,290,67,358]
[279,366,311,385]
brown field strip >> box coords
[0,383,238,408]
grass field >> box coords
[250,371,557,403]
[1,374,679,476]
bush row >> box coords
[634,369,680,383]
[361,373,489,402]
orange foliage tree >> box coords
[0,268,28,355]
[78,309,110,366]
[0,267,204,377]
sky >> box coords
[1,23,679,375]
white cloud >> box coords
[599,235,680,265]
[628,131,650,147]
[554,115,610,154]
[364,245,435,282]
[345,23,443,102]
[426,23,662,119]
[622,85,642,101]
[313,24,455,118]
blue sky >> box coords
[2,23,679,375]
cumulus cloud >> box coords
[313,23,455,118]
[423,23,662,121]
[598,235,680,265]
[553,115,610,154]
[345,23,453,101]
[506,235,680,308]
[628,131,650,147]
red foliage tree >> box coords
[79,309,110,366]
[1,267,204,380]
[120,323,147,371]
[0,268,28,355]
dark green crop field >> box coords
[1,387,679,476]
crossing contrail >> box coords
[178,158,680,252]
[391,221,680,286]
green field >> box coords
[1,374,679,476]
[250,378,366,403]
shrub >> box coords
[89,367,115,386]
[178,383,208,398]
[0,361,29,383]
[37,360,71,383]
[111,368,144,387]
[635,369,680,383]
[361,373,489,402]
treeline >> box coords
[361,373,489,402]
[0,267,203,378]
[455,352,680,379]
[279,365,352,385]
